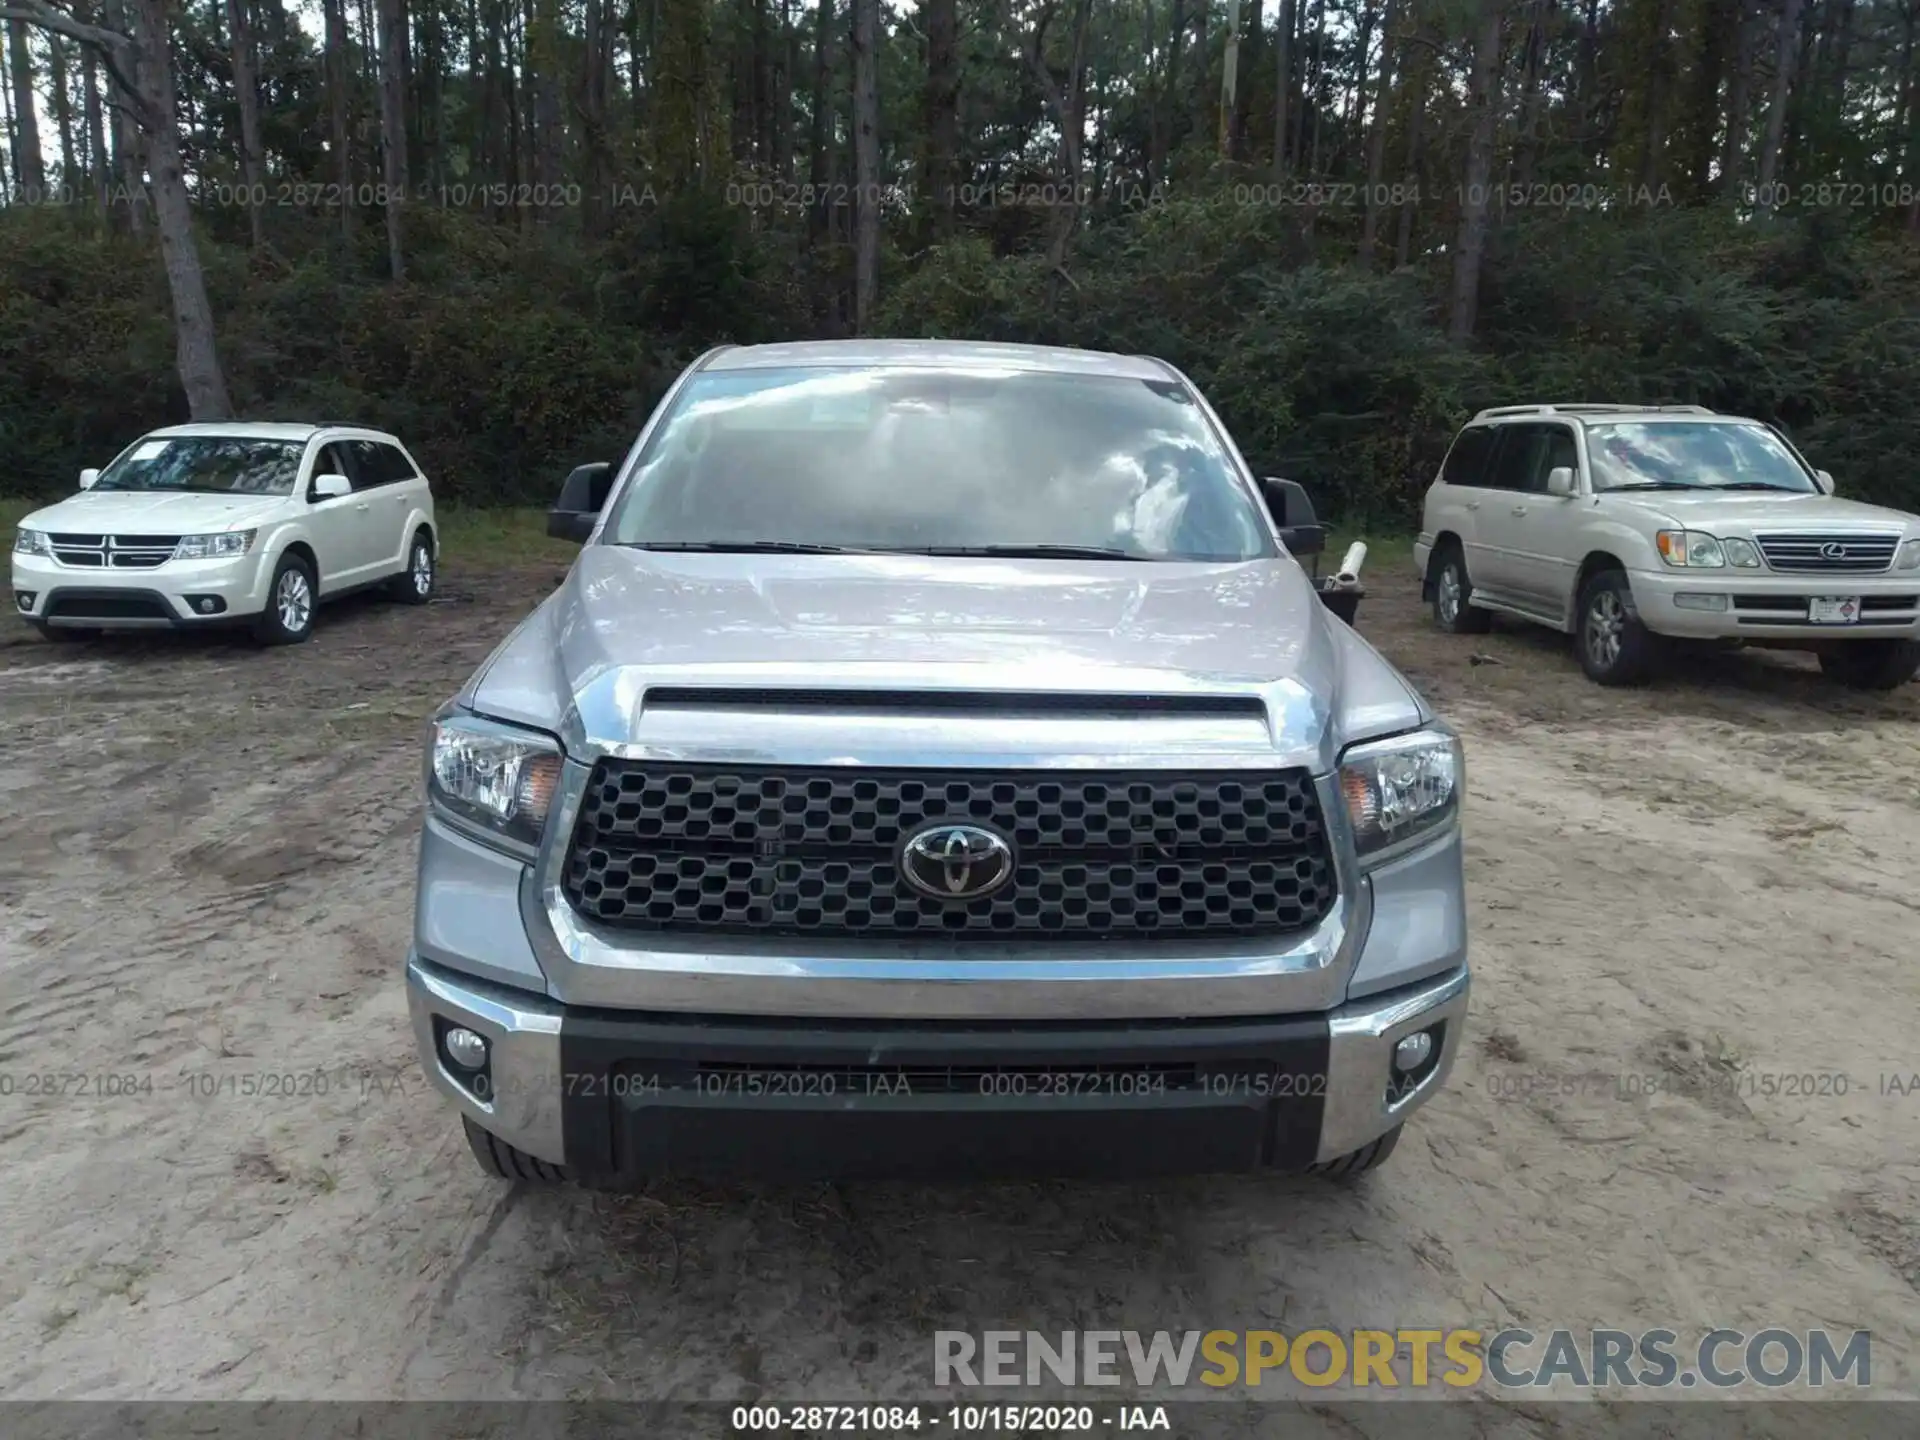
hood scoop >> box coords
[639,687,1269,718]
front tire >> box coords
[1309,1124,1401,1181]
[1575,569,1658,685]
[388,529,435,605]
[463,1117,568,1183]
[1430,544,1491,635]
[253,552,317,645]
[1818,640,1920,691]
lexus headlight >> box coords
[174,529,256,560]
[1656,530,1727,567]
[13,528,50,556]
[428,714,564,852]
[1897,538,1920,571]
[1338,728,1463,861]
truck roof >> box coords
[703,339,1176,382]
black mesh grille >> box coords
[562,763,1336,941]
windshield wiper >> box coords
[1707,482,1802,492]
[1603,482,1704,492]
[878,544,1140,561]
[628,540,866,554]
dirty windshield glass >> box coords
[1586,422,1818,494]
[94,436,306,496]
[604,366,1275,561]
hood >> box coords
[464,547,1428,769]
[21,490,287,534]
[1597,490,1916,532]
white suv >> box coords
[12,422,438,645]
[1414,404,1920,689]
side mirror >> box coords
[1814,469,1835,495]
[548,462,613,542]
[1545,466,1575,497]
[1259,476,1327,558]
[79,467,100,490]
[311,472,352,500]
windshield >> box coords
[93,436,307,496]
[602,365,1276,561]
[1586,422,1817,494]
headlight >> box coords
[1338,728,1463,861]
[13,528,50,556]
[1655,530,1726,567]
[174,529,256,560]
[428,714,564,852]
[1721,536,1761,568]
[1897,539,1920,571]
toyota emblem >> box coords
[898,822,1016,901]
[1821,542,1848,560]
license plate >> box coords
[1808,596,1861,625]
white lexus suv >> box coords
[1414,404,1920,689]
[11,422,438,645]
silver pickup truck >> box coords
[407,339,1468,1184]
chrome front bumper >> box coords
[406,954,1468,1175]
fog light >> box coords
[443,1027,489,1071]
[15,591,34,611]
[1673,593,1730,612]
[1392,1031,1434,1074]
[182,593,227,615]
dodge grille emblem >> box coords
[1820,542,1848,560]
[898,823,1016,901]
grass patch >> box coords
[435,505,580,570]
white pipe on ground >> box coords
[1332,541,1368,589]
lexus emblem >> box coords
[1820,542,1848,560]
[898,822,1015,901]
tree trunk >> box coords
[7,18,43,194]
[1449,0,1505,342]
[1302,0,1325,175]
[1721,1,1754,192]
[770,0,793,179]
[1356,0,1399,266]
[923,0,957,233]
[1341,0,1375,161]
[1510,0,1548,190]
[1026,0,1093,294]
[529,0,558,187]
[1637,0,1677,190]
[129,0,233,416]
[850,0,878,330]
[1152,0,1184,180]
[806,0,832,247]
[48,31,76,193]
[1756,0,1804,209]
[1218,0,1240,156]
[81,9,105,216]
[376,0,407,277]
[323,0,354,237]
[225,0,266,244]
[1269,0,1290,177]
[1393,44,1425,267]
[1188,0,1208,151]
[1226,0,1259,160]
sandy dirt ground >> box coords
[1,553,1917,1432]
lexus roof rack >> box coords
[1471,403,1718,421]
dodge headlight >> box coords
[1338,728,1463,861]
[174,529,257,559]
[13,528,50,556]
[428,714,564,852]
